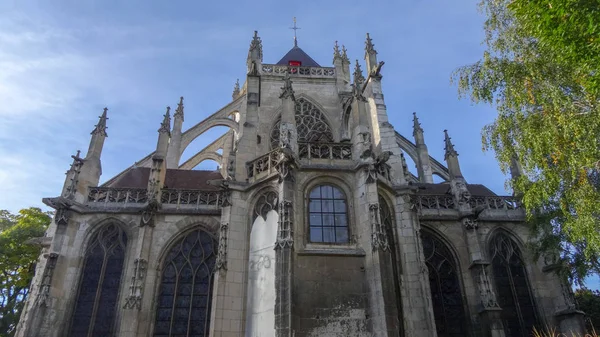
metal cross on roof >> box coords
[289,17,300,47]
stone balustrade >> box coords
[410,195,521,211]
[87,187,227,209]
[261,64,335,78]
[88,187,148,204]
[298,142,352,160]
[246,149,279,181]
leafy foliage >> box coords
[576,288,600,332]
[453,0,600,284]
[0,208,51,337]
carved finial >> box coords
[232,79,240,100]
[412,112,423,136]
[353,60,365,85]
[333,41,341,62]
[91,107,108,136]
[249,30,263,62]
[365,33,377,55]
[444,129,458,159]
[341,45,350,64]
[280,71,295,100]
[174,96,184,121]
[158,107,171,134]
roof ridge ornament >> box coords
[413,112,423,136]
[174,97,184,121]
[158,107,171,134]
[444,129,458,159]
[365,33,377,55]
[91,107,108,136]
[232,79,240,100]
[280,71,295,100]
[289,17,301,47]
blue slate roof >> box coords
[276,46,321,67]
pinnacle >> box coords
[333,41,341,63]
[232,79,240,100]
[91,107,108,136]
[413,112,423,135]
[353,60,365,85]
[158,106,171,134]
[341,45,349,63]
[365,33,377,54]
[444,129,458,158]
[174,96,184,120]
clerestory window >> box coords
[308,185,349,243]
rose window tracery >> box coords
[270,97,334,148]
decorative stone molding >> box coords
[36,253,59,307]
[475,264,500,309]
[275,200,294,249]
[123,258,147,310]
[365,164,378,184]
[254,191,278,221]
[140,199,160,227]
[215,222,229,271]
[369,203,389,252]
[275,150,296,183]
[55,207,72,226]
[463,217,478,230]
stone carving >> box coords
[400,152,410,180]
[476,265,500,309]
[369,203,389,252]
[55,207,71,226]
[275,200,294,249]
[275,150,296,183]
[215,222,229,271]
[278,123,296,151]
[261,64,335,77]
[64,150,84,200]
[358,132,373,159]
[279,72,295,100]
[298,142,352,160]
[220,190,232,208]
[227,157,236,180]
[254,191,278,221]
[140,199,160,227]
[365,164,378,184]
[463,217,478,230]
[452,179,471,205]
[123,258,148,310]
[36,253,58,307]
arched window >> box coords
[69,223,128,336]
[154,229,216,337]
[489,232,538,337]
[421,230,467,337]
[270,97,334,148]
[308,185,348,243]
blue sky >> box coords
[1,1,597,289]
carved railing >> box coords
[88,187,148,204]
[246,150,279,179]
[160,189,224,208]
[261,64,335,78]
[469,196,521,210]
[87,187,227,209]
[410,195,521,211]
[298,142,352,160]
[410,195,456,210]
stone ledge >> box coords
[297,246,366,257]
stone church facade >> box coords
[16,31,586,337]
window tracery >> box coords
[153,229,216,337]
[489,232,538,337]
[270,97,334,148]
[68,223,128,337]
[308,185,348,243]
[421,230,467,337]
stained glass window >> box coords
[489,232,538,337]
[69,223,128,337]
[270,97,334,148]
[153,229,216,337]
[308,185,348,243]
[421,230,467,337]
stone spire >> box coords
[412,112,433,183]
[280,72,295,100]
[364,33,379,76]
[173,97,184,121]
[341,45,350,64]
[353,60,365,87]
[158,107,171,135]
[232,79,240,100]
[510,154,523,180]
[444,129,463,179]
[248,30,263,62]
[91,107,108,137]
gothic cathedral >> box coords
[16,31,586,337]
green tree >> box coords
[453,0,600,284]
[0,208,52,336]
[575,287,600,331]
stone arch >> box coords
[269,95,334,149]
[67,220,130,337]
[419,226,469,337]
[155,219,220,268]
[180,118,239,156]
[185,152,223,170]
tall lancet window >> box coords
[308,185,349,243]
[489,232,538,337]
[69,223,128,337]
[154,229,216,337]
[421,230,467,337]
